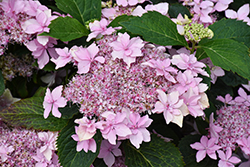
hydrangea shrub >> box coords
[0,0,250,167]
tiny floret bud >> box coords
[184,23,214,42]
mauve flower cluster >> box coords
[0,2,32,56]
[41,1,210,166]
[191,87,250,167]
[0,122,61,166]
[63,37,170,117]
[0,123,42,166]
[180,0,250,26]
[213,105,250,151]
[0,53,36,81]
[0,0,59,69]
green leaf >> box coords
[11,77,28,98]
[198,38,250,80]
[60,103,79,119]
[195,47,208,60]
[57,116,102,167]
[0,97,68,131]
[93,158,107,167]
[120,11,188,47]
[179,135,218,167]
[220,70,248,87]
[209,19,250,47]
[42,61,56,71]
[41,16,89,42]
[195,118,209,135]
[123,134,184,167]
[168,3,191,18]
[55,0,101,24]
[0,70,4,96]
[108,15,135,34]
[33,87,46,97]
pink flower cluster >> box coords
[58,29,209,166]
[191,87,250,166]
[71,110,152,167]
[180,0,233,25]
[0,122,60,166]
[0,0,59,69]
[0,0,32,55]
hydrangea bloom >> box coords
[171,53,209,77]
[126,111,153,148]
[25,37,58,69]
[142,58,178,83]
[0,145,14,162]
[217,148,241,167]
[87,18,118,42]
[38,131,58,161]
[43,85,67,119]
[73,43,105,74]
[51,47,72,69]
[98,140,122,167]
[100,112,132,145]
[22,9,56,34]
[210,103,250,150]
[109,32,144,67]
[152,89,188,127]
[236,136,250,155]
[190,136,221,162]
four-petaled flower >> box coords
[98,140,122,167]
[217,148,241,167]
[43,85,67,119]
[190,136,221,162]
[74,43,105,74]
[236,136,250,155]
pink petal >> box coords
[43,103,52,119]
[112,148,122,157]
[228,156,241,164]
[190,142,204,150]
[103,152,115,167]
[37,50,49,69]
[168,91,179,105]
[225,10,238,19]
[207,151,217,160]
[217,150,226,160]
[51,85,63,100]
[54,97,67,107]
[76,141,84,152]
[77,62,91,74]
[94,56,105,63]
[107,129,117,145]
[87,43,99,59]
[196,150,206,162]
[130,131,143,149]
[152,101,165,114]
[214,2,228,12]
[23,19,42,34]
[52,104,61,118]
[156,89,168,104]
[115,124,132,137]
[238,87,247,99]
[88,138,97,153]
[238,4,250,20]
